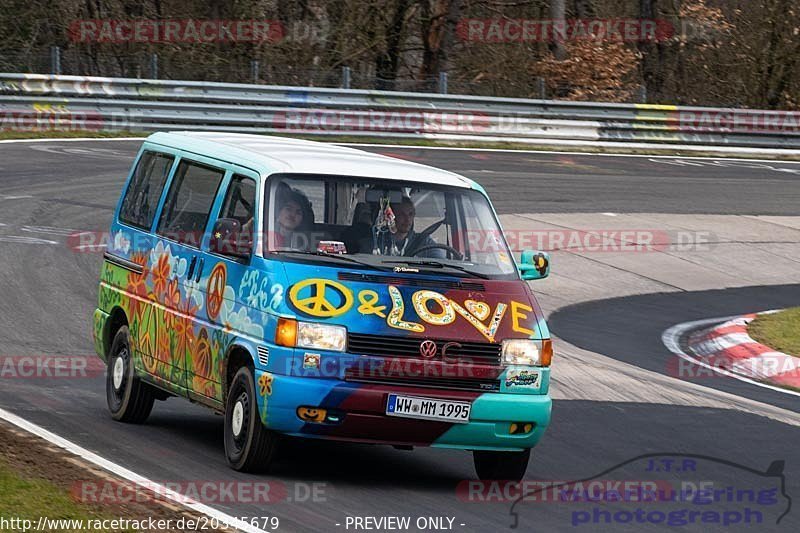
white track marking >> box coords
[20,225,79,236]
[662,316,800,398]
[0,137,143,144]
[1,136,799,164]
[0,236,58,245]
[28,145,132,159]
[647,158,800,174]
[0,406,268,533]
[72,243,107,251]
[0,195,33,200]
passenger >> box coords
[344,201,375,253]
[274,188,313,250]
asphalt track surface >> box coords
[0,140,799,532]
[373,147,800,215]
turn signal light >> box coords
[275,318,298,347]
[540,339,553,367]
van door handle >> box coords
[187,256,197,280]
[195,258,205,283]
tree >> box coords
[418,0,462,89]
[638,0,664,101]
[375,0,415,90]
[549,0,567,60]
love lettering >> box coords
[384,286,509,342]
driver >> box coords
[365,196,445,258]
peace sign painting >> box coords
[205,263,228,321]
[288,278,354,318]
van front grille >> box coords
[344,367,500,392]
[347,333,501,365]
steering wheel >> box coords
[408,243,464,260]
[414,219,445,241]
[404,218,446,254]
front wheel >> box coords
[106,326,155,423]
[473,449,531,481]
[224,367,277,472]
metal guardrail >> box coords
[1,73,798,149]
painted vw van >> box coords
[94,132,552,480]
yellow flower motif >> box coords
[258,372,273,397]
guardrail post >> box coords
[342,66,351,89]
[438,72,448,94]
[638,85,647,104]
[150,53,159,79]
[537,77,546,99]
[50,46,61,75]
[251,60,260,84]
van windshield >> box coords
[265,174,518,279]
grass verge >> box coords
[0,421,225,532]
[0,459,131,529]
[748,308,800,357]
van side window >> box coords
[219,175,257,240]
[119,151,174,230]
[157,160,225,247]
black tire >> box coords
[473,449,531,481]
[106,326,155,423]
[224,367,277,472]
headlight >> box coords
[296,322,346,352]
[501,339,541,366]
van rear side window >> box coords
[220,175,257,225]
[119,151,174,230]
[157,160,225,247]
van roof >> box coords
[145,132,474,189]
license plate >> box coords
[386,394,471,423]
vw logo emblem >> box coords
[419,340,437,359]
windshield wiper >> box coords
[278,250,393,272]
[383,260,491,279]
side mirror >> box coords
[519,250,550,280]
[210,218,252,260]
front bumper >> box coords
[255,370,552,452]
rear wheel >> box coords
[106,326,155,423]
[224,367,277,472]
[473,449,531,481]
